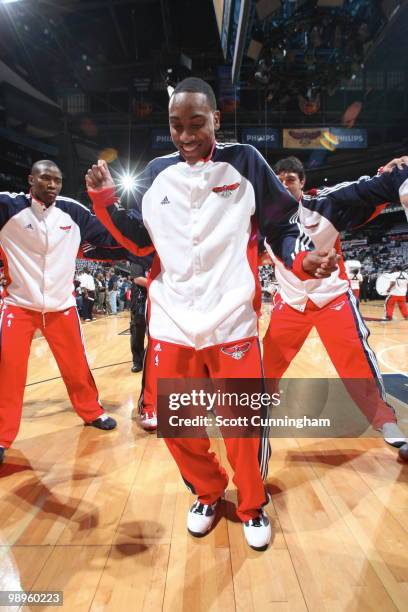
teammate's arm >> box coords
[302,162,408,231]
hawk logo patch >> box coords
[221,342,251,360]
[212,182,240,198]
[330,300,345,311]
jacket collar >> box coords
[30,192,55,217]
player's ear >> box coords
[28,175,34,187]
[213,110,221,131]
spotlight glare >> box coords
[120,174,137,192]
[167,85,175,97]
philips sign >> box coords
[241,128,279,148]
[152,129,174,150]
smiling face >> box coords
[28,163,62,206]
[168,92,220,165]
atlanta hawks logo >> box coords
[212,182,240,198]
[221,342,251,360]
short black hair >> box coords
[172,77,217,110]
[274,156,305,181]
[31,159,61,175]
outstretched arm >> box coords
[302,159,408,232]
[86,160,154,257]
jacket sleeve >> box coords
[241,148,313,277]
[266,211,317,280]
[245,146,300,238]
[78,241,129,261]
[0,192,24,230]
[302,166,408,231]
[87,162,155,257]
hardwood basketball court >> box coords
[0,302,407,611]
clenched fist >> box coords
[86,160,115,191]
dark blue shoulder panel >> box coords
[0,192,30,230]
[213,143,298,239]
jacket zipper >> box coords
[41,215,48,327]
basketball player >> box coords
[263,156,407,448]
[85,78,341,551]
[385,266,408,320]
[0,160,125,466]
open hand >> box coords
[302,248,339,278]
[86,160,115,191]
[381,156,408,173]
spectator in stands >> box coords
[130,267,148,373]
[108,267,119,314]
[360,270,369,302]
[78,267,96,321]
[95,272,106,313]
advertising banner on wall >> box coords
[283,128,367,150]
[241,127,279,148]
[151,129,174,150]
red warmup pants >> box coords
[140,335,269,521]
[385,295,408,320]
[352,288,360,300]
[263,291,396,430]
[0,304,103,448]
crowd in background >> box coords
[73,261,134,320]
[341,240,408,275]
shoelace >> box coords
[246,511,266,527]
[192,501,217,516]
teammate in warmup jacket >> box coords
[0,160,125,466]
[86,78,364,551]
[263,156,408,448]
[384,268,408,320]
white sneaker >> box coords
[139,411,157,432]
[243,509,271,551]
[187,499,219,537]
[380,422,406,448]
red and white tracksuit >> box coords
[0,191,123,448]
[89,143,301,520]
[263,291,395,429]
[384,271,408,320]
[263,181,404,429]
[0,305,103,447]
[90,147,408,519]
[141,336,269,519]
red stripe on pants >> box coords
[263,292,396,429]
[0,305,103,448]
[145,336,269,521]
